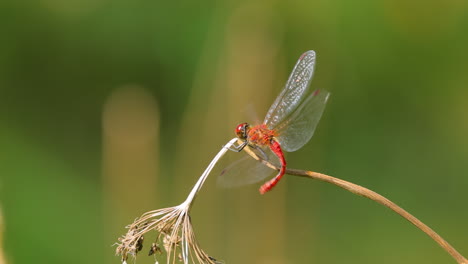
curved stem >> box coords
[290,169,467,264]
[184,137,239,209]
[243,147,467,264]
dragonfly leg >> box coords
[224,140,247,152]
[251,144,269,161]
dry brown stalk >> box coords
[243,146,468,264]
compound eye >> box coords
[235,123,249,139]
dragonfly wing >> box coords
[217,145,278,188]
[264,50,316,129]
[275,89,330,152]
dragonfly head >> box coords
[235,122,250,140]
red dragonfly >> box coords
[220,50,330,194]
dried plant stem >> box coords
[243,147,467,264]
[116,138,240,264]
[291,169,467,264]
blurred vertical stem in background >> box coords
[173,1,287,262]
[223,3,287,263]
[0,207,6,264]
[102,85,160,263]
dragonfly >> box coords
[220,50,330,194]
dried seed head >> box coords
[209,256,225,264]
[115,138,239,264]
[148,243,161,256]
[115,205,218,263]
[136,236,144,253]
[163,232,181,253]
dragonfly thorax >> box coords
[247,124,277,146]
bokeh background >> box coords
[1,0,467,263]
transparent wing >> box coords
[264,50,316,129]
[275,89,330,152]
[217,145,278,188]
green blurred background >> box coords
[1,0,467,263]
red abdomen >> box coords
[259,139,286,194]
